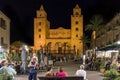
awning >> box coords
[98,44,120,51]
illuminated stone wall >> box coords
[34,5,83,56]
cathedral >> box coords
[34,4,83,56]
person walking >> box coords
[28,56,38,80]
[75,65,87,80]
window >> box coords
[108,40,112,44]
[76,28,78,31]
[39,22,41,25]
[0,18,6,29]
[75,21,78,24]
[39,34,41,38]
[76,34,78,37]
[116,34,119,40]
[76,12,79,15]
[38,28,41,32]
[1,37,4,45]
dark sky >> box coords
[0,0,120,45]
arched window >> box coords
[38,28,41,32]
[39,34,41,38]
[76,34,78,37]
[76,28,78,31]
[39,22,41,25]
[75,21,78,24]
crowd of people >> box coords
[27,53,87,80]
[3,50,120,80]
[0,53,81,80]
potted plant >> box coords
[100,60,105,73]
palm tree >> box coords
[85,15,104,59]
[80,35,89,64]
[80,35,90,55]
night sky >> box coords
[0,0,120,45]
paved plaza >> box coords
[15,60,104,80]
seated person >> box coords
[45,67,54,76]
[0,60,17,80]
[56,67,67,77]
[75,65,87,80]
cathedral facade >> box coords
[34,4,83,56]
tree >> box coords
[10,41,23,50]
[85,15,104,58]
[80,35,89,64]
[80,35,90,55]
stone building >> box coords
[0,11,10,52]
[34,4,83,56]
[95,13,120,49]
[90,13,120,59]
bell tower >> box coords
[71,4,83,55]
[34,5,50,50]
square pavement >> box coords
[15,61,104,80]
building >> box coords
[91,13,120,58]
[0,11,10,52]
[96,13,120,48]
[34,4,83,56]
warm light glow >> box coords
[83,55,85,64]
[117,41,120,44]
[106,50,118,53]
[0,46,4,52]
[24,45,29,51]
